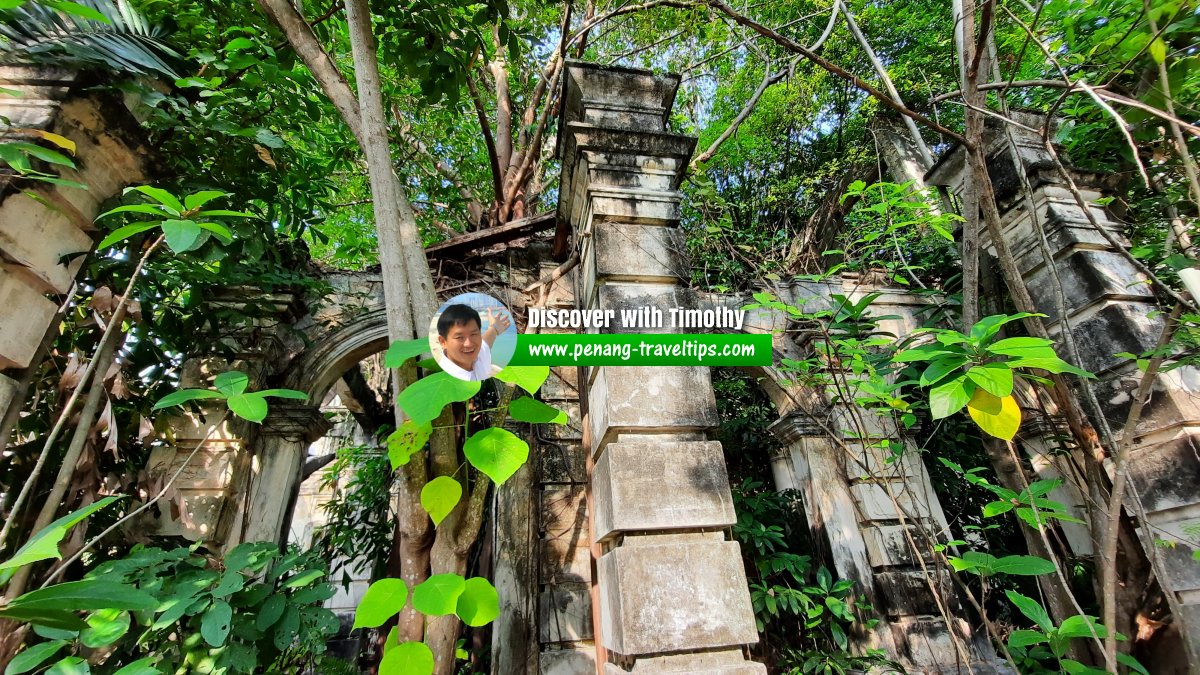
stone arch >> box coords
[284,306,390,403]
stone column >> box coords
[558,61,763,674]
[927,117,1200,659]
[236,403,331,545]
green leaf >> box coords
[45,656,89,675]
[124,186,183,215]
[420,476,462,526]
[455,577,499,627]
[0,608,87,631]
[96,222,159,249]
[195,222,233,244]
[982,501,1014,517]
[151,388,224,410]
[110,657,160,675]
[388,420,433,469]
[6,142,74,167]
[256,594,286,631]
[967,389,1021,440]
[1,496,120,571]
[410,574,466,616]
[379,641,434,675]
[5,640,67,675]
[919,357,967,387]
[9,581,154,612]
[929,377,972,419]
[507,397,568,424]
[45,1,111,23]
[226,393,268,423]
[214,371,249,396]
[193,210,254,219]
[966,363,1014,397]
[396,373,480,424]
[970,313,1042,342]
[385,338,430,367]
[993,555,1056,576]
[1117,652,1150,675]
[494,365,550,394]
[1005,356,1094,378]
[97,204,171,220]
[986,336,1055,356]
[354,579,409,629]
[254,389,309,401]
[80,609,129,648]
[893,344,960,362]
[201,601,232,647]
[283,569,324,588]
[463,427,529,486]
[1058,614,1106,640]
[160,219,203,253]
[183,190,229,211]
[1007,629,1047,648]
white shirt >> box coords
[440,339,498,381]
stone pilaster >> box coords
[927,116,1200,660]
[767,278,995,672]
[558,61,764,674]
[234,403,331,545]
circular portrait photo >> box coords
[428,292,517,382]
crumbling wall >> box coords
[0,66,156,432]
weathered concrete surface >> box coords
[559,60,763,672]
[597,539,758,655]
[592,440,735,541]
[927,114,1200,662]
[0,65,155,418]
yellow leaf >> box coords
[33,130,76,155]
[1149,37,1167,64]
[967,389,1021,440]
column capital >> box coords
[259,402,331,444]
[768,410,829,444]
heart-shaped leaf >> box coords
[388,420,432,469]
[396,373,479,424]
[410,574,466,616]
[226,393,268,423]
[420,476,462,526]
[507,397,567,424]
[385,338,431,367]
[200,600,232,647]
[354,578,409,629]
[463,427,529,486]
[494,365,550,394]
[379,641,434,675]
[455,577,499,627]
[213,371,249,396]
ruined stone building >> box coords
[2,61,1199,674]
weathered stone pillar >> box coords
[927,116,1200,660]
[235,403,330,545]
[765,277,997,672]
[558,61,763,673]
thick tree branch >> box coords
[691,58,795,169]
[466,75,505,208]
[255,0,363,144]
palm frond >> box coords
[0,0,181,79]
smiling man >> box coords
[436,304,511,381]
